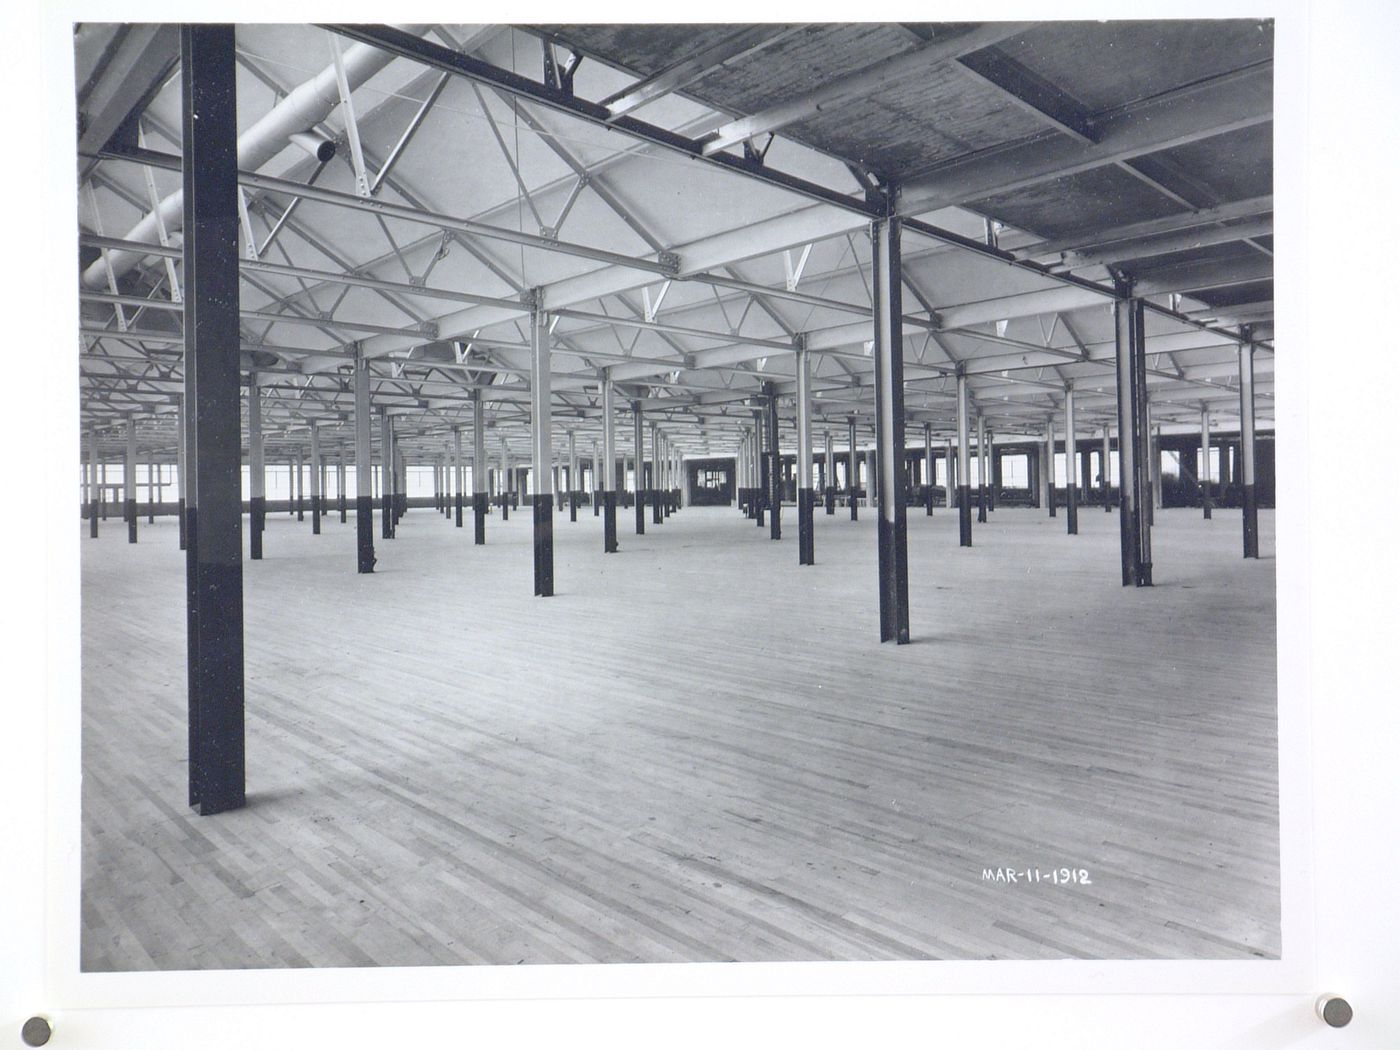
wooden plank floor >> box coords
[80,501,1279,969]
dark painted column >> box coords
[871,204,909,643]
[944,438,955,513]
[1102,425,1113,512]
[847,415,859,521]
[766,383,781,541]
[125,413,139,543]
[294,447,304,522]
[651,421,664,526]
[956,373,972,546]
[1239,333,1259,558]
[1200,408,1213,520]
[337,458,347,522]
[1065,386,1078,536]
[380,408,393,539]
[248,370,264,559]
[1114,286,1152,586]
[987,429,997,512]
[922,423,934,515]
[148,454,157,523]
[602,374,618,552]
[975,413,988,524]
[471,389,487,543]
[452,428,464,527]
[755,407,767,528]
[181,23,245,814]
[87,426,99,538]
[567,429,578,523]
[531,304,554,596]
[795,340,814,564]
[632,400,646,535]
[309,420,322,535]
[591,439,600,519]
[354,347,376,572]
[176,400,186,547]
[1045,417,1057,519]
[823,430,836,515]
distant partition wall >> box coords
[686,457,736,506]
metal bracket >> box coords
[419,321,439,339]
[543,43,583,97]
[742,133,776,166]
[518,288,542,310]
[656,250,681,274]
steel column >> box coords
[1065,386,1078,535]
[1103,425,1113,512]
[337,458,346,522]
[975,413,988,523]
[795,342,814,563]
[309,420,322,535]
[1239,336,1259,558]
[354,347,375,571]
[294,447,304,522]
[125,413,138,543]
[986,429,997,513]
[379,408,393,539]
[596,375,616,551]
[823,429,835,515]
[1045,418,1057,519]
[872,210,909,643]
[531,305,553,595]
[922,423,934,515]
[181,24,245,815]
[1200,409,1213,520]
[631,400,645,534]
[765,384,781,540]
[1115,292,1153,586]
[944,438,954,512]
[87,427,99,538]
[176,398,186,548]
[472,389,486,542]
[847,415,858,521]
[248,371,264,558]
[956,375,972,545]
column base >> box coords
[533,496,554,596]
[250,496,265,560]
[603,491,618,552]
[357,496,376,573]
[798,489,814,564]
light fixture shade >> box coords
[289,130,336,163]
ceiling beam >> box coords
[699,22,1033,156]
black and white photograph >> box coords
[72,18,1282,972]
[4,1,1398,1046]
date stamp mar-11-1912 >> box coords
[982,867,1092,886]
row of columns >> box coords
[154,36,1266,818]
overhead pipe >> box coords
[81,24,427,289]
